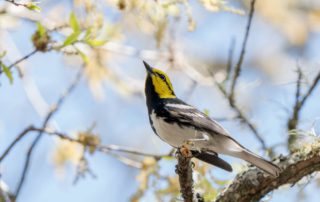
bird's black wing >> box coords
[192,150,232,172]
[162,99,231,137]
[161,99,234,172]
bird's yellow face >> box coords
[144,62,176,99]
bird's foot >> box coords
[179,142,193,158]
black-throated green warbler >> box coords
[143,61,280,177]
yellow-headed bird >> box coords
[144,61,280,177]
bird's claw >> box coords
[179,141,193,158]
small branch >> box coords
[14,69,83,199]
[299,71,320,108]
[225,38,236,81]
[5,0,23,7]
[288,69,320,150]
[0,126,34,162]
[73,147,97,184]
[175,150,194,202]
[215,82,267,151]
[0,125,171,170]
[215,143,320,202]
[288,67,303,149]
[295,68,303,106]
[0,49,38,75]
[30,127,171,159]
[4,0,38,10]
[212,0,266,151]
[37,127,172,159]
[229,0,257,104]
[288,67,303,131]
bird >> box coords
[143,61,281,177]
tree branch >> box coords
[288,69,320,150]
[175,150,194,202]
[0,125,171,165]
[299,71,320,108]
[0,49,37,76]
[215,143,320,202]
[0,126,34,162]
[226,38,236,81]
[212,0,267,151]
[4,0,38,10]
[215,82,267,151]
[14,69,83,199]
[229,0,257,104]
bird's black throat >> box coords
[145,75,162,114]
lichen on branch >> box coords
[215,141,320,202]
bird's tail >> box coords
[236,149,280,177]
[212,135,281,177]
[192,150,233,172]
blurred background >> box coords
[0,0,320,201]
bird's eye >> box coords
[159,74,166,81]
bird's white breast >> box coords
[150,111,208,148]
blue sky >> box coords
[1,0,320,202]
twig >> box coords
[14,69,83,198]
[288,69,320,150]
[34,127,172,159]
[288,67,303,131]
[0,124,171,171]
[229,0,257,104]
[215,81,267,150]
[212,0,266,151]
[0,49,38,75]
[32,127,170,159]
[175,150,194,202]
[4,0,23,7]
[4,0,37,10]
[298,70,320,111]
[73,147,97,184]
[226,38,236,81]
[0,126,34,162]
[5,0,24,6]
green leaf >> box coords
[36,22,46,37]
[84,28,92,41]
[214,179,230,186]
[203,109,210,116]
[86,39,107,47]
[69,12,80,33]
[75,47,89,64]
[26,2,41,12]
[0,51,6,58]
[62,31,81,47]
[1,63,13,84]
[161,156,175,161]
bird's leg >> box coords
[179,141,193,158]
[180,133,210,157]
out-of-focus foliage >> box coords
[32,22,50,51]
[52,138,82,172]
[131,157,160,202]
[256,0,320,46]
[1,0,320,201]
[78,131,101,154]
[0,51,13,84]
[52,126,101,177]
[130,158,230,202]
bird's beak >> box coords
[143,61,153,75]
